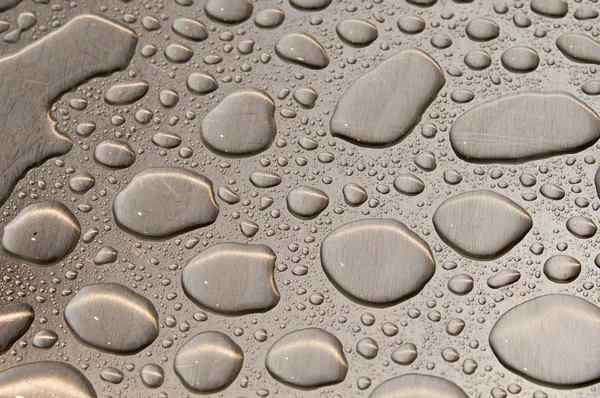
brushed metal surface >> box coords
[1,1,600,397]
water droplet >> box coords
[266,328,347,388]
[182,243,279,315]
[490,294,600,387]
[321,218,435,306]
[433,190,532,260]
[113,167,219,239]
[174,331,243,393]
[0,361,96,398]
[371,374,469,398]
[201,88,276,157]
[330,49,444,147]
[2,201,80,265]
[450,92,600,162]
[275,33,329,69]
[0,302,33,354]
[65,283,159,354]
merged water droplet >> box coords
[64,283,159,354]
[321,218,435,306]
[433,190,533,260]
[0,14,137,206]
[266,328,348,388]
[330,49,444,147]
[182,243,279,315]
[450,91,600,162]
[113,167,219,240]
[2,201,80,265]
[490,294,600,387]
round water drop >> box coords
[65,283,158,354]
[540,183,565,200]
[2,201,80,265]
[286,186,329,219]
[141,364,164,388]
[397,16,425,34]
[447,274,474,295]
[336,19,378,47]
[543,255,581,283]
[69,173,95,194]
[174,331,244,393]
[343,183,367,206]
[255,9,285,28]
[393,174,425,195]
[94,140,135,169]
[465,18,499,41]
[356,337,378,359]
[530,0,568,18]
[204,0,253,24]
[464,49,492,70]
[164,43,193,63]
[566,216,597,239]
[290,0,331,10]
[391,343,418,365]
[32,329,58,349]
[186,72,218,95]
[100,368,124,384]
[266,328,347,388]
[501,46,540,73]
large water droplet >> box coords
[433,190,532,260]
[266,328,348,388]
[201,88,276,157]
[65,283,159,354]
[450,91,600,162]
[113,167,219,240]
[2,201,80,265]
[490,294,600,387]
[330,49,444,147]
[321,218,435,306]
[174,331,244,393]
